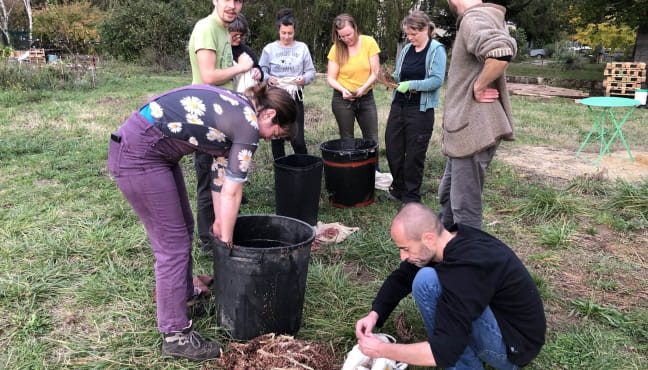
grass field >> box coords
[0,61,646,369]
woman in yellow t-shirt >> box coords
[326,14,381,151]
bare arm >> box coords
[212,179,243,244]
[355,53,380,97]
[196,49,253,86]
[473,58,509,103]
[327,60,356,100]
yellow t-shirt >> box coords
[327,35,380,93]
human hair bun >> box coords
[276,8,294,20]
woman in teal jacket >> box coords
[383,11,446,204]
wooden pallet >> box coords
[605,75,646,83]
[602,80,643,89]
[603,62,646,97]
[605,62,646,70]
[606,86,640,96]
[28,48,46,64]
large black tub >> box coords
[212,215,315,340]
[274,154,323,226]
[320,138,377,208]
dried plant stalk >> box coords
[377,65,398,88]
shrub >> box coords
[98,0,191,65]
[509,27,529,61]
[33,1,105,54]
[1,46,14,59]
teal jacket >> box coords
[392,39,446,111]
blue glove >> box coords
[396,81,410,93]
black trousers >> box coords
[272,99,307,159]
[384,103,435,203]
[194,150,214,246]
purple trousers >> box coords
[107,113,197,333]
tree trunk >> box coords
[22,0,31,47]
[633,22,648,64]
[0,0,15,47]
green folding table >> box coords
[576,96,641,166]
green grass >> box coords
[0,62,646,368]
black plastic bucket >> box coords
[274,154,323,226]
[320,138,377,208]
[212,215,315,340]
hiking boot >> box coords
[162,328,221,361]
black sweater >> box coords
[371,224,546,367]
[232,43,264,81]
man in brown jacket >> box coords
[438,0,517,230]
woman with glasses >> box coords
[383,11,446,204]
[326,14,381,153]
[259,8,316,159]
[228,14,263,92]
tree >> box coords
[33,1,104,53]
[20,0,30,44]
[0,0,30,47]
[0,0,18,46]
[98,0,191,64]
[565,0,647,61]
[242,0,420,68]
[573,20,636,54]
[506,0,567,47]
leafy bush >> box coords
[99,0,191,65]
[509,27,529,61]
[33,1,105,54]
[1,46,14,58]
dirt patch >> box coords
[95,97,126,105]
[210,333,338,369]
[497,145,648,184]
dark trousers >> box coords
[195,150,214,246]
[385,103,434,203]
[438,142,499,230]
[331,89,378,144]
[272,99,306,159]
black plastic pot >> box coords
[274,154,323,226]
[212,215,315,340]
[320,138,377,208]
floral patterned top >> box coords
[144,85,259,191]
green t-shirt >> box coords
[188,14,234,89]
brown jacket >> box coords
[442,4,517,158]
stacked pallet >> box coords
[28,48,46,64]
[603,62,646,97]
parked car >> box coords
[529,49,545,59]
[568,45,592,55]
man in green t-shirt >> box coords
[188,0,253,87]
[188,0,254,256]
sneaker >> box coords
[162,328,221,361]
